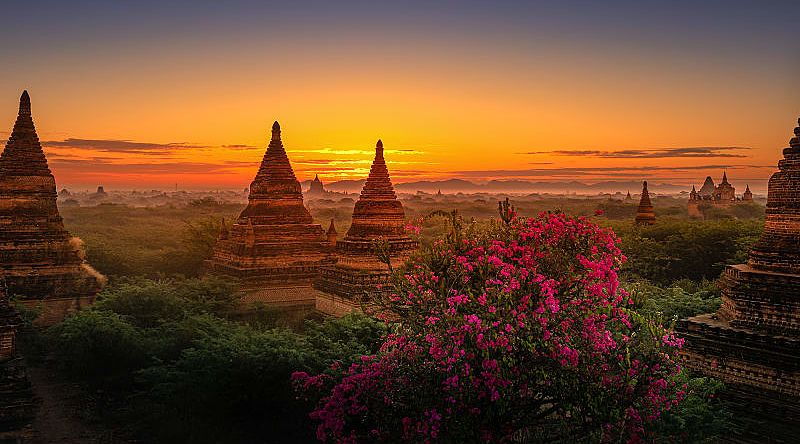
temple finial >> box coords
[375,139,384,158]
[271,121,281,141]
[791,117,800,148]
[19,90,30,116]
[643,180,648,191]
[722,171,728,183]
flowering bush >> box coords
[295,212,686,443]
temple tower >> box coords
[0,91,104,325]
[308,174,325,195]
[207,122,333,306]
[743,184,753,201]
[712,171,736,203]
[634,181,656,225]
[314,140,417,315]
[699,175,716,197]
[678,116,800,442]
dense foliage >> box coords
[295,213,691,442]
[60,203,239,278]
[611,219,761,286]
[45,278,385,443]
[31,202,746,443]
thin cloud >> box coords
[43,138,262,155]
[43,138,208,154]
[221,144,259,150]
[522,146,751,159]
[49,159,254,174]
[290,147,424,156]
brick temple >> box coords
[0,91,104,325]
[0,288,36,441]
[315,140,417,316]
[634,180,656,225]
[207,121,334,307]
[678,117,800,442]
[688,172,754,218]
[307,174,325,196]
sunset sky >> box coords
[0,1,798,190]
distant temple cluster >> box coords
[687,172,753,217]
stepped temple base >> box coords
[679,314,800,443]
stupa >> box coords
[678,117,800,442]
[207,122,333,306]
[0,91,104,325]
[634,181,656,225]
[308,174,325,195]
[315,140,417,316]
[743,184,753,201]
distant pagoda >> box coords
[743,184,753,201]
[0,91,104,325]
[308,174,325,195]
[634,181,656,225]
[315,140,417,315]
[678,116,800,442]
[207,122,333,305]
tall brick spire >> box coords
[748,117,800,273]
[0,91,104,324]
[241,121,312,220]
[679,115,800,441]
[315,139,417,309]
[0,91,50,178]
[208,121,332,294]
[346,139,406,238]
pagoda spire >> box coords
[722,170,729,184]
[748,116,800,273]
[0,90,50,177]
[242,120,311,220]
[344,139,405,238]
[0,91,104,324]
[635,181,656,225]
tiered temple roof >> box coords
[315,140,417,312]
[699,175,716,196]
[634,181,656,225]
[207,122,333,302]
[678,116,800,442]
[0,91,104,325]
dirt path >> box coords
[25,363,129,444]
